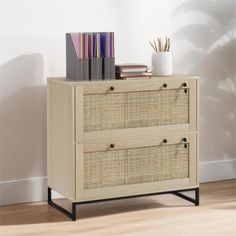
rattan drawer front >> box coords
[84,144,189,190]
[76,133,197,201]
[84,89,189,132]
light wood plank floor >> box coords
[0,180,235,236]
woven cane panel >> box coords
[84,89,189,131]
[84,144,189,189]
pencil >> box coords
[167,38,170,51]
[154,40,157,51]
[158,38,161,52]
[149,41,156,51]
[164,37,167,52]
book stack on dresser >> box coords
[115,64,151,80]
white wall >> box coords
[0,0,235,205]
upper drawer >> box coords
[75,79,197,137]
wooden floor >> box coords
[0,180,235,236]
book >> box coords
[116,76,151,80]
[115,64,148,73]
[116,74,151,80]
[116,63,148,68]
[116,71,148,77]
[116,72,152,77]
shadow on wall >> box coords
[173,0,236,162]
[0,54,47,182]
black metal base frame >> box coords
[48,187,199,221]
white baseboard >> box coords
[199,159,236,183]
[0,177,62,206]
[0,177,48,206]
[1,160,235,206]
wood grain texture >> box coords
[75,86,84,143]
[76,144,84,201]
[82,79,191,94]
[81,124,192,143]
[47,74,199,87]
[189,79,197,131]
[196,78,200,184]
[83,133,195,152]
[47,81,75,201]
[0,180,235,236]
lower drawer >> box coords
[76,133,197,201]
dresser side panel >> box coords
[47,81,75,200]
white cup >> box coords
[152,51,172,76]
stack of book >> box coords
[115,64,151,80]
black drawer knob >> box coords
[182,138,187,142]
[110,143,115,148]
[110,86,114,91]
[182,83,187,87]
[163,139,167,143]
[163,83,168,88]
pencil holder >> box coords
[152,52,172,76]
[89,58,103,80]
[103,57,115,80]
[66,33,89,80]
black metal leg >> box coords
[48,187,52,202]
[195,188,199,206]
[173,188,199,206]
[48,187,77,221]
[48,187,199,221]
[72,203,77,221]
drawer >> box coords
[76,133,197,201]
[75,79,197,139]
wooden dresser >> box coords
[47,75,199,220]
